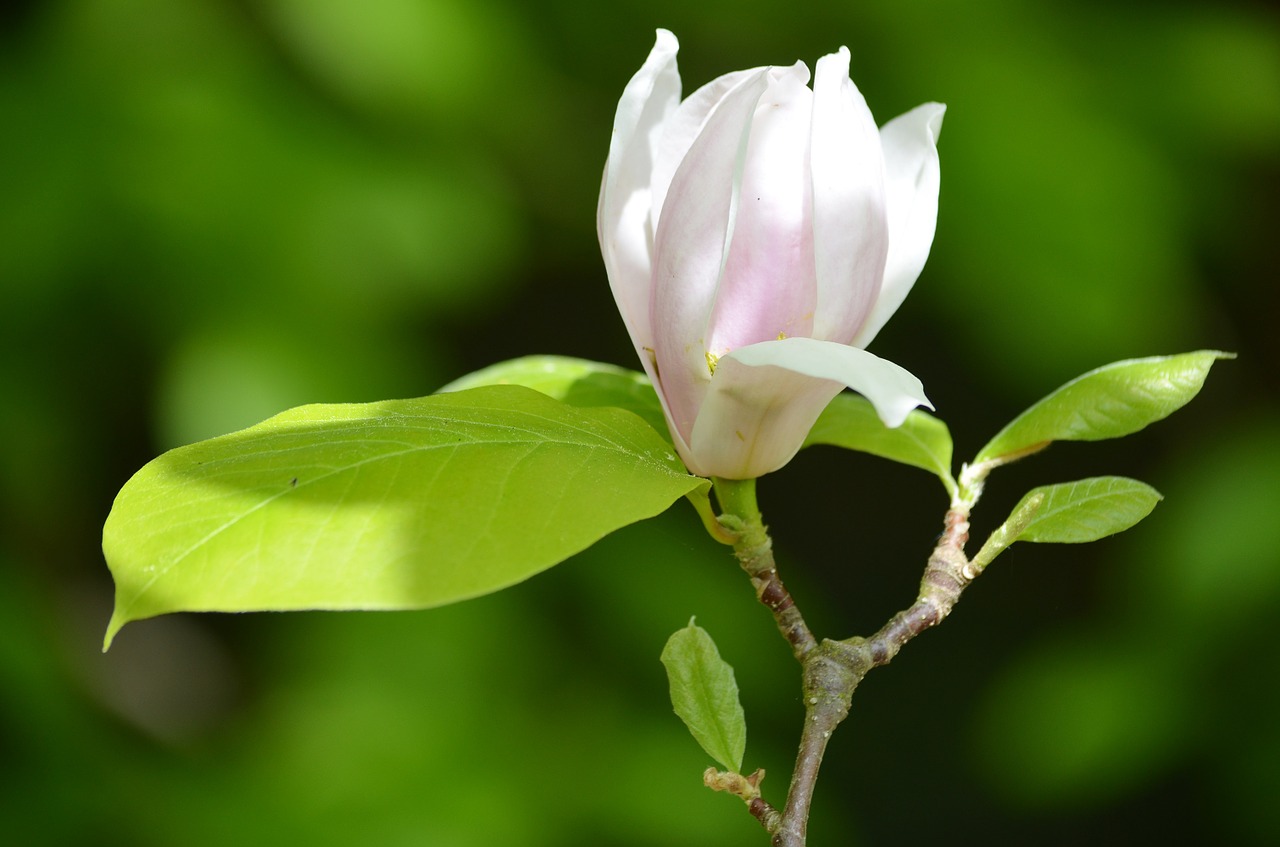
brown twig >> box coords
[715,479,817,662]
[733,500,977,846]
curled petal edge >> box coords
[728,337,932,425]
[686,338,931,479]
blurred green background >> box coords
[2,0,1277,844]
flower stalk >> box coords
[715,478,816,661]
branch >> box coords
[708,483,981,846]
[771,641,867,847]
[752,506,972,844]
[714,478,817,662]
[855,504,973,668]
[767,504,977,846]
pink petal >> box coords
[651,67,762,229]
[709,62,820,354]
[650,68,771,444]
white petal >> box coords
[851,102,945,349]
[687,358,844,479]
[597,29,681,354]
[726,337,931,426]
[687,337,931,479]
[810,47,889,343]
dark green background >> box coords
[3,0,1277,844]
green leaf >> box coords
[1012,476,1162,544]
[971,477,1162,570]
[440,355,668,442]
[804,393,956,494]
[975,351,1232,464]
[660,620,746,772]
[103,385,706,649]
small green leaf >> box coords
[440,355,668,442]
[660,620,746,772]
[804,393,956,495]
[975,351,1232,464]
[103,385,706,649]
[1011,477,1162,544]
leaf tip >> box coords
[102,615,124,652]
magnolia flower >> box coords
[598,29,944,480]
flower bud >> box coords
[599,29,944,479]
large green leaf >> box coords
[660,620,746,772]
[439,355,668,441]
[975,351,1231,464]
[804,393,955,494]
[103,385,706,648]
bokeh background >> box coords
[2,0,1277,844]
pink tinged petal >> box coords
[809,47,890,344]
[651,67,762,228]
[688,337,931,480]
[710,62,820,354]
[650,68,772,444]
[597,29,681,354]
[851,102,945,349]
